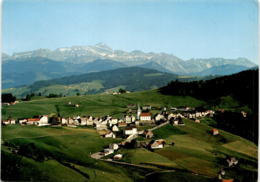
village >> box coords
[2,103,218,160]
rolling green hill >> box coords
[2,89,205,120]
[2,57,127,89]
[3,67,181,98]
[2,126,145,182]
[2,69,258,182]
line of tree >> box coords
[2,93,16,103]
[160,69,259,143]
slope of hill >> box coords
[2,58,127,88]
[160,69,259,143]
[2,88,257,181]
[3,67,183,97]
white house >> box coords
[96,123,108,130]
[167,113,176,120]
[68,118,74,125]
[113,154,123,160]
[81,117,87,125]
[39,116,48,125]
[104,131,116,138]
[124,126,138,135]
[2,120,10,125]
[86,117,94,126]
[38,115,49,126]
[10,119,16,125]
[61,118,68,125]
[109,143,119,150]
[112,125,119,132]
[140,113,152,121]
[27,118,40,125]
[110,118,118,125]
[195,112,202,118]
[150,139,165,149]
[176,113,184,118]
[173,120,179,125]
[104,148,114,156]
[155,114,164,121]
[19,119,27,125]
[125,115,132,123]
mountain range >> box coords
[2,43,257,88]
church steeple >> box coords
[137,104,141,120]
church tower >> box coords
[137,104,141,120]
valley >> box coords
[2,70,258,182]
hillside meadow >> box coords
[118,120,257,181]
[2,125,152,182]
[2,89,258,181]
[2,89,205,120]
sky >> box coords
[2,0,259,63]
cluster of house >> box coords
[2,115,49,126]
[97,131,166,161]
[217,157,238,181]
[2,104,216,132]
[112,91,131,95]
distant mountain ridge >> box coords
[191,64,251,76]
[3,43,257,88]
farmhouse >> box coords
[150,139,166,149]
[211,128,219,136]
[2,120,10,125]
[86,117,94,126]
[167,113,176,120]
[142,105,151,110]
[155,114,165,122]
[110,118,118,125]
[226,157,238,167]
[19,119,27,125]
[112,125,119,132]
[27,118,40,125]
[118,122,127,128]
[38,115,49,126]
[68,118,74,125]
[109,143,119,150]
[195,119,200,123]
[104,148,114,156]
[125,115,132,123]
[61,118,68,125]
[96,122,108,130]
[125,126,138,135]
[104,131,116,138]
[113,154,123,160]
[80,117,87,125]
[144,130,154,139]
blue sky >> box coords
[3,0,259,63]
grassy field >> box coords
[119,120,257,181]
[2,125,152,182]
[2,89,205,120]
[1,89,258,181]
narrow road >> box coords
[149,121,169,131]
[99,159,158,170]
